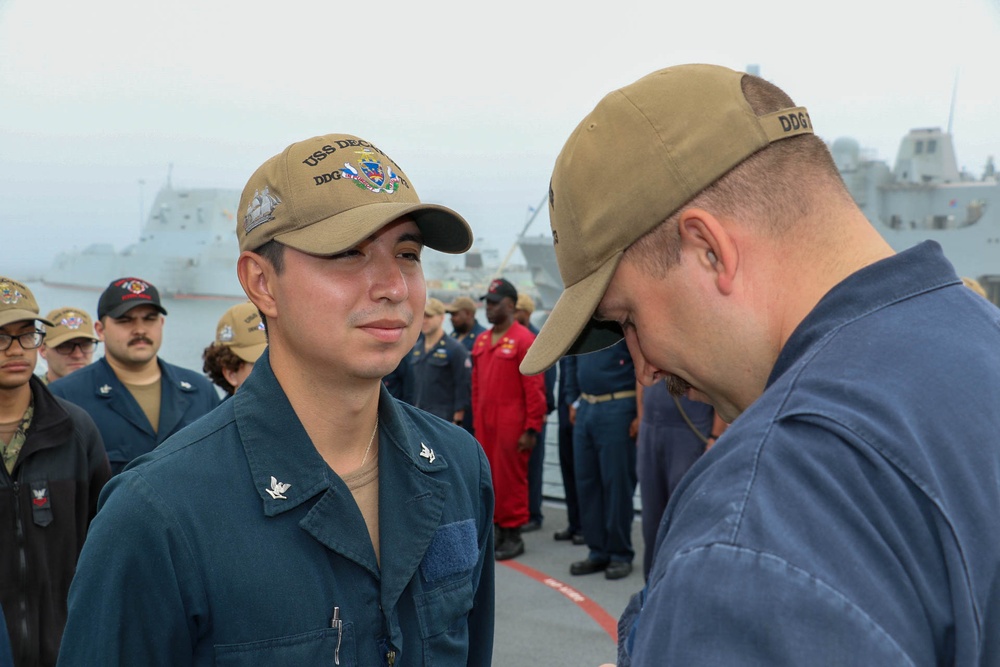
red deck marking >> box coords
[499,560,618,641]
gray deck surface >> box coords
[491,413,647,666]
[493,502,645,666]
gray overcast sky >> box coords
[2,0,999,275]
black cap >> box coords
[480,278,518,304]
[97,277,168,319]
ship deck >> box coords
[493,501,642,665]
[492,420,645,665]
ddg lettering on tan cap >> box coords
[520,64,814,375]
[238,134,473,256]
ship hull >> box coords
[43,185,246,300]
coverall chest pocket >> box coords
[414,575,475,665]
[214,624,356,666]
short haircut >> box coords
[254,240,286,274]
[626,74,852,277]
[250,240,286,333]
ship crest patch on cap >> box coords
[61,314,84,330]
[218,325,235,343]
[119,279,150,295]
[342,148,400,194]
[244,186,282,234]
[0,282,23,305]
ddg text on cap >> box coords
[520,64,814,375]
[238,134,473,257]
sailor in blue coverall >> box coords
[618,243,1000,664]
[58,354,494,666]
[49,355,220,475]
[57,131,495,667]
[408,299,471,424]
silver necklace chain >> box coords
[360,415,380,467]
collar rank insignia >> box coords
[266,476,291,500]
[99,384,112,395]
[420,442,436,464]
[31,488,49,508]
[180,381,192,389]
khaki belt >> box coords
[579,390,637,404]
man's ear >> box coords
[221,364,243,390]
[678,208,738,295]
[94,319,106,342]
[237,251,278,320]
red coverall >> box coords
[471,321,547,529]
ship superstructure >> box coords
[45,185,244,299]
[832,127,999,301]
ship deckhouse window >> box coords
[928,139,937,153]
[915,141,924,154]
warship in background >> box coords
[832,126,999,302]
[423,245,538,305]
[425,194,563,310]
[44,182,245,299]
[516,233,563,310]
[44,179,563,307]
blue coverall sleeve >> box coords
[627,543,917,666]
[58,472,203,667]
[465,442,496,665]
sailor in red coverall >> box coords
[472,278,547,561]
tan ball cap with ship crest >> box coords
[215,301,268,364]
[520,64,814,375]
[0,277,54,328]
[238,133,473,256]
[44,308,99,347]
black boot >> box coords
[495,526,524,560]
[493,525,507,555]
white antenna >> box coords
[947,68,959,135]
[137,179,146,233]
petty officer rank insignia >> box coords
[31,486,49,508]
[30,481,53,527]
